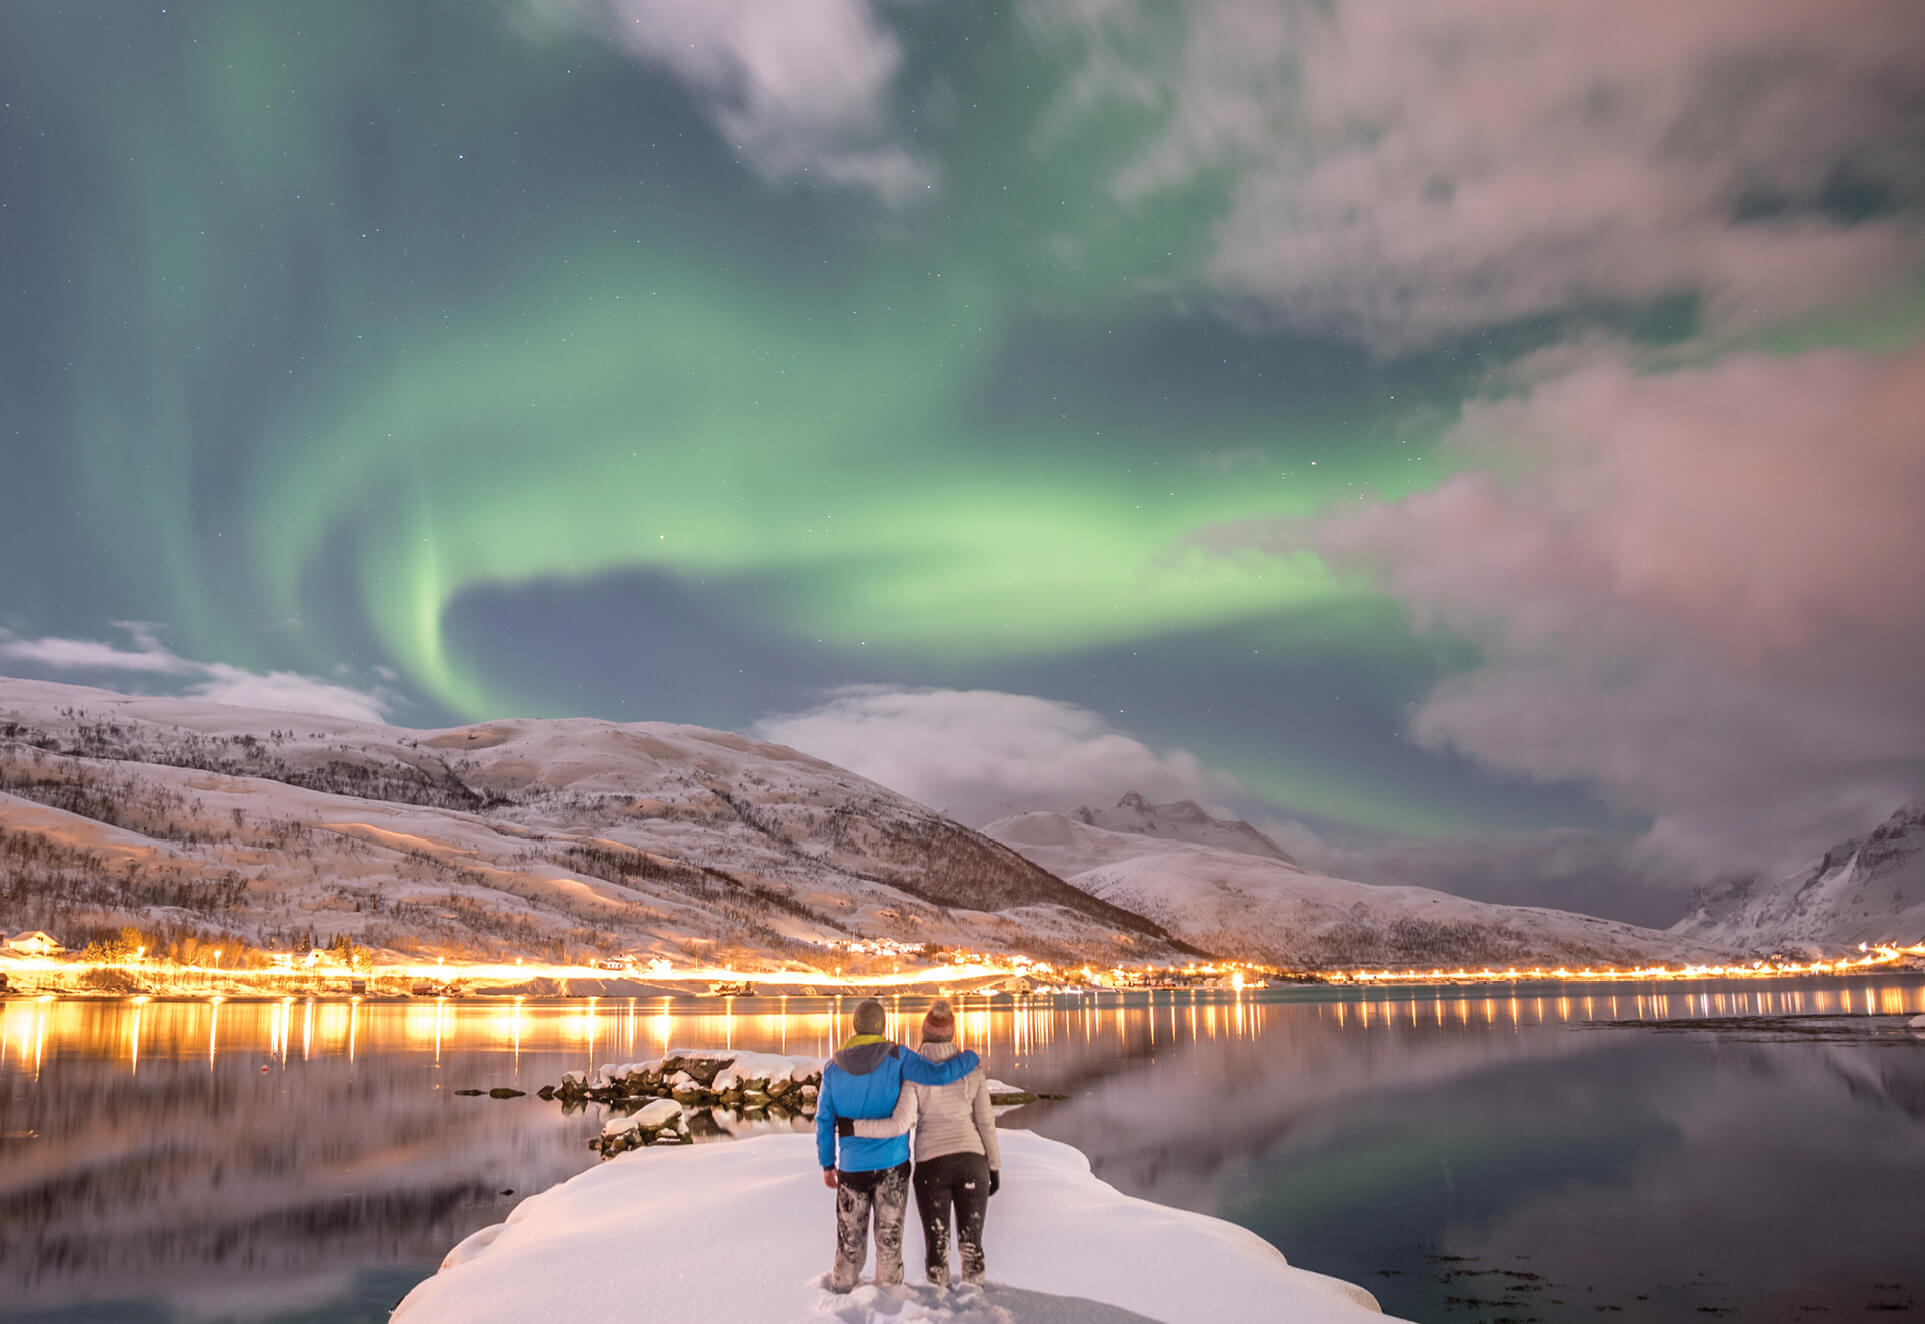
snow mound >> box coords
[394,1131,1394,1324]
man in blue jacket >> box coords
[816,997,980,1292]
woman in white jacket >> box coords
[845,999,1000,1286]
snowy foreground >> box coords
[395,1131,1397,1324]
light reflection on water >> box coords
[2,976,1923,1322]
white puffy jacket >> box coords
[852,1038,1001,1169]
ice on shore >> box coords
[395,1131,1395,1324]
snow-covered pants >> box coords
[831,1161,910,1292]
[912,1152,992,1286]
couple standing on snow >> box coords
[815,997,1003,1293]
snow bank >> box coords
[395,1131,1394,1324]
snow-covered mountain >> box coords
[1065,792,1296,863]
[1670,801,1925,951]
[0,678,1176,966]
[985,802,1732,969]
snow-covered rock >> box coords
[1671,801,1925,952]
[600,1114,643,1138]
[395,1131,1395,1324]
[633,1098,682,1129]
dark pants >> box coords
[831,1161,910,1292]
[912,1151,991,1286]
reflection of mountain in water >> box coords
[1027,1007,1925,1324]
[1020,997,1598,1216]
[0,1006,601,1313]
[1422,1041,1925,1321]
[4,984,1922,1322]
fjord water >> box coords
[3,980,1922,1323]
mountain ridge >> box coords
[0,677,1178,968]
[1670,800,1925,951]
[985,800,1736,969]
[1067,791,1297,863]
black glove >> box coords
[836,1117,855,1138]
[988,1170,1000,1196]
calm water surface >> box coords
[3,977,1922,1322]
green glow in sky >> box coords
[9,0,1910,877]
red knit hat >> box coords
[921,998,956,1042]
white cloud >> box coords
[753,685,1230,825]
[1028,0,1925,348]
[0,624,186,673]
[1203,342,1925,877]
[527,0,932,204]
[0,625,398,725]
[184,666,395,725]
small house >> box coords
[8,931,64,957]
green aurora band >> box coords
[13,3,1438,720]
[14,1,1912,842]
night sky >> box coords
[4,1,1923,923]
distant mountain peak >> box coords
[1057,791,1296,865]
[983,807,1731,968]
[1672,798,1925,950]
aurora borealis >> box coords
[5,1,1923,920]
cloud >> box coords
[753,685,1230,826]
[0,624,398,725]
[0,626,187,673]
[1265,818,1690,928]
[1204,342,1925,878]
[1029,0,1925,348]
[527,0,932,204]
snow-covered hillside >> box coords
[1065,791,1295,863]
[986,806,1731,969]
[1671,801,1925,951]
[0,678,1174,967]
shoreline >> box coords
[5,962,1923,1004]
[5,942,1918,1004]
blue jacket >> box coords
[815,1037,981,1172]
